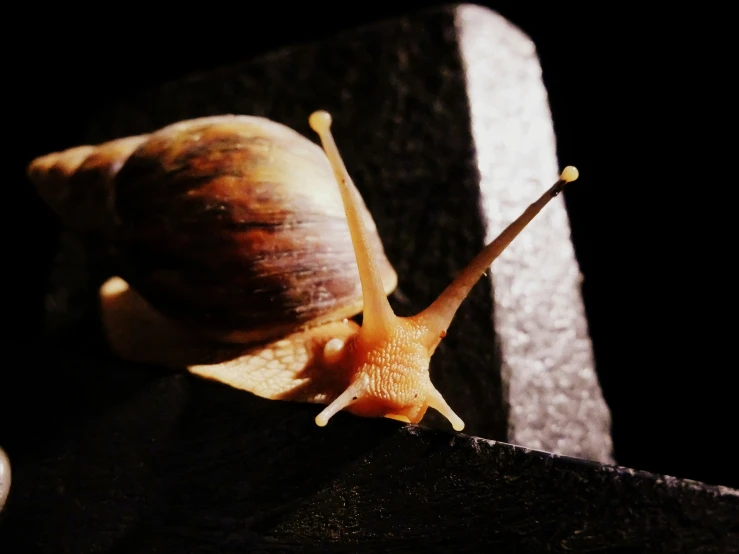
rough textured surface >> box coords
[0,351,737,553]
[45,3,609,460]
[456,6,612,462]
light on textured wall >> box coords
[457,5,613,463]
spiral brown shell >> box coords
[28,115,398,344]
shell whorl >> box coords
[28,115,398,345]
[28,135,149,233]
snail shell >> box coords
[28,115,398,345]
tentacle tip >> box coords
[560,166,579,183]
[309,110,332,133]
[314,415,329,427]
[322,337,345,365]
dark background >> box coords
[6,2,733,489]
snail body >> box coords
[29,109,579,431]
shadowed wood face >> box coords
[110,116,397,344]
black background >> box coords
[6,2,733,490]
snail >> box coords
[28,109,579,432]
